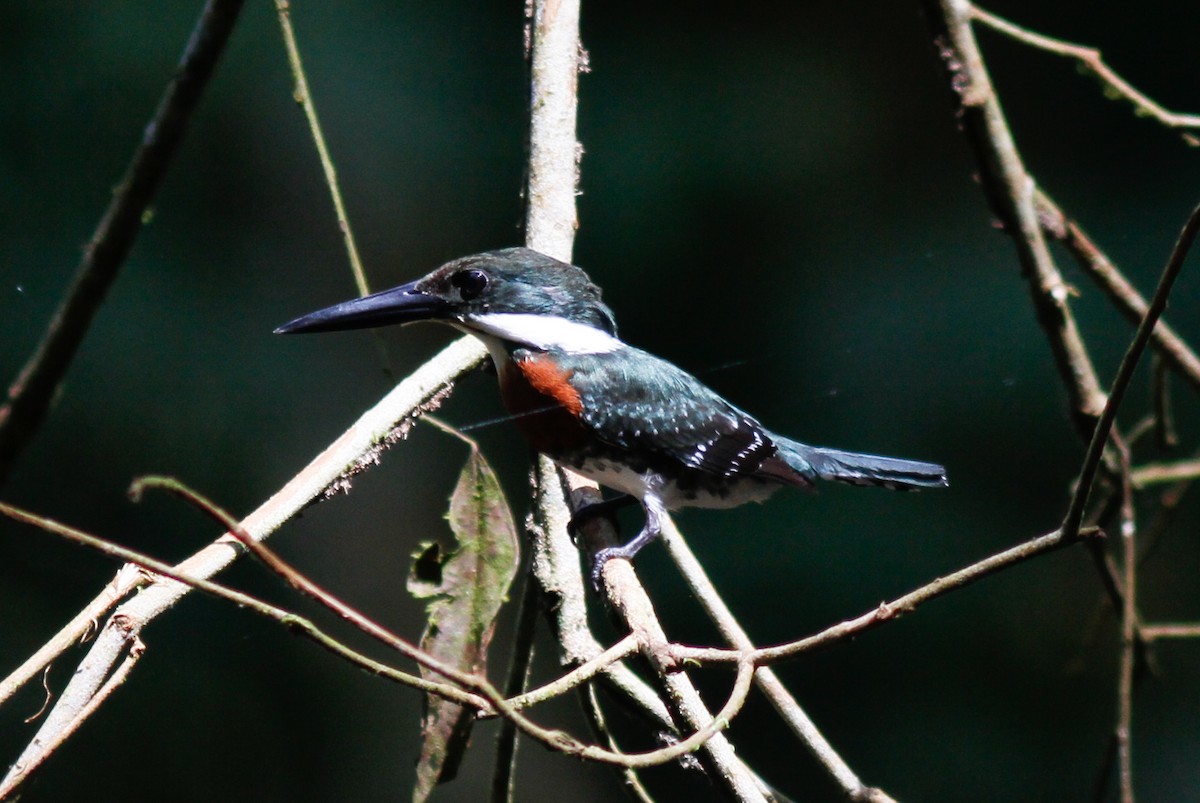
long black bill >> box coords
[274,280,450,334]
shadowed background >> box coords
[2,1,1199,800]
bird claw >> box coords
[589,546,635,590]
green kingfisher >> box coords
[276,247,947,585]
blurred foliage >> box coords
[1,1,1199,801]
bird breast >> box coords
[498,354,593,455]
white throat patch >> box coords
[462,312,623,355]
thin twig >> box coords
[1115,442,1137,803]
[0,0,247,487]
[143,477,767,770]
[131,476,492,682]
[970,6,1200,145]
[0,493,750,778]
[1130,459,1200,488]
[577,684,658,803]
[501,636,639,713]
[672,526,1095,667]
[271,0,401,379]
[273,0,369,298]
[1151,357,1178,448]
[1141,624,1200,641]
[0,500,488,708]
[1062,203,1200,537]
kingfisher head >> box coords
[275,247,621,355]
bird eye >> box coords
[451,269,489,301]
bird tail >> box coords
[773,436,948,490]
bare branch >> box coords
[671,526,1095,668]
[0,564,144,709]
[526,459,675,728]
[525,0,583,261]
[521,2,770,794]
[925,0,1107,435]
[1141,624,1200,641]
[1115,443,1137,803]
[1131,458,1200,488]
[0,629,144,797]
[0,0,247,487]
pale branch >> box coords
[970,5,1200,145]
[559,472,768,800]
[131,475,519,688]
[521,1,770,794]
[501,636,639,713]
[0,0,246,487]
[928,8,1200,799]
[524,0,583,261]
[594,537,767,801]
[0,563,144,709]
[1141,624,1200,641]
[0,499,491,709]
[142,477,759,772]
[527,458,675,729]
[0,501,749,779]
[0,629,144,799]
[577,684,657,803]
[0,336,483,796]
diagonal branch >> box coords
[925,0,1107,435]
[0,0,247,487]
[1036,191,1200,395]
[0,336,482,795]
[1062,203,1200,537]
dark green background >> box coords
[3,2,1199,800]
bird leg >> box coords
[588,493,667,589]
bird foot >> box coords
[566,494,635,544]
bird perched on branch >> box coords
[276,248,947,586]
